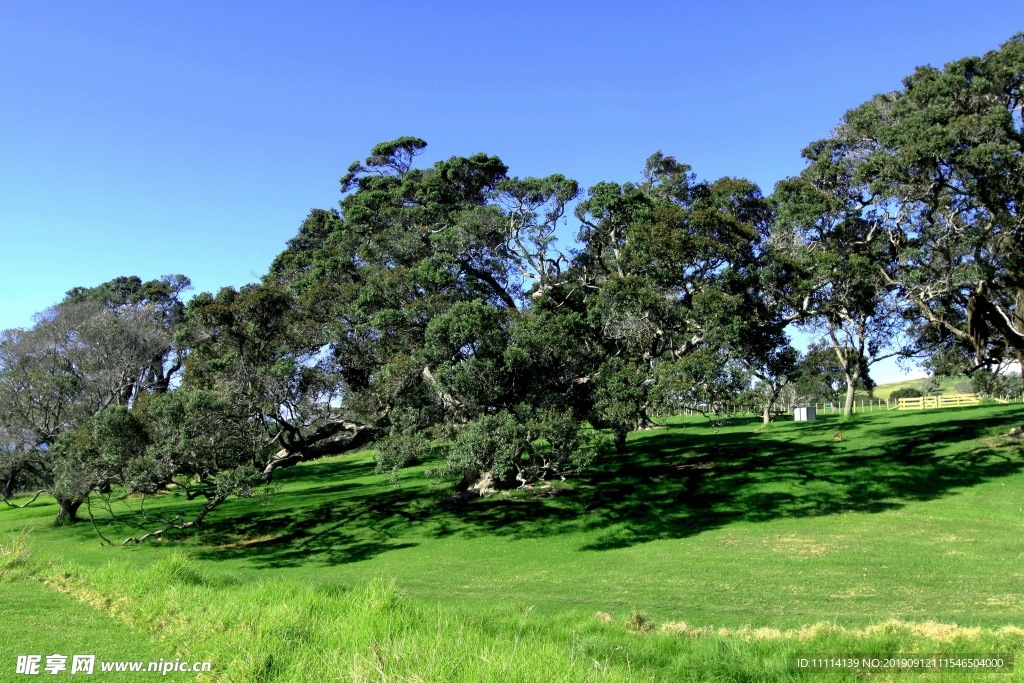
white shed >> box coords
[794,406,817,421]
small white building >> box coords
[794,406,817,421]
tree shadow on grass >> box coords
[190,406,1024,567]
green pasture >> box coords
[3,403,1024,681]
[868,376,970,401]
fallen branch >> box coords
[121,495,226,545]
[85,497,114,547]
[2,490,45,508]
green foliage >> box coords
[0,275,188,523]
[888,386,923,401]
[917,377,941,396]
[970,370,1024,399]
[650,349,749,415]
[791,340,865,404]
[805,34,1024,370]
[433,411,528,482]
[592,357,651,435]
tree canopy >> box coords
[4,35,1023,539]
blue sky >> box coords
[1,1,1020,382]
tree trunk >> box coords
[613,428,628,453]
[2,472,14,501]
[762,403,771,424]
[55,497,83,525]
[635,404,656,431]
[843,376,857,416]
[1019,350,1024,396]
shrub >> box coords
[971,370,1023,400]
[889,387,922,401]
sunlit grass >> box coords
[3,403,1024,680]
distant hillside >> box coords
[867,376,968,401]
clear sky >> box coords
[1,1,1020,382]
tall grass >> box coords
[26,552,1024,682]
[0,527,31,578]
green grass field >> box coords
[3,404,1024,681]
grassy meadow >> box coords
[3,403,1024,681]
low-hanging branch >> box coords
[1,489,45,508]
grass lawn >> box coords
[3,403,1024,680]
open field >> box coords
[3,403,1024,680]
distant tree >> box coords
[970,370,1023,400]
[917,377,941,396]
[953,378,975,394]
[889,386,923,401]
[649,348,751,419]
[744,343,799,424]
[774,137,914,416]
[791,340,870,406]
[0,276,188,523]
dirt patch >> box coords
[767,534,843,558]
[214,533,287,549]
[658,619,1022,642]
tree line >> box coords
[2,36,1022,537]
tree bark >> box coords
[843,376,857,416]
[762,403,771,424]
[260,422,375,482]
[612,428,628,453]
[121,494,227,545]
[55,497,83,524]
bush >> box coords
[971,370,1023,400]
[889,387,923,401]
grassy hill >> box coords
[3,403,1024,681]
[869,375,970,401]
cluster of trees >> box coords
[2,36,1022,538]
[961,371,1024,400]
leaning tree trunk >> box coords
[55,497,84,525]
